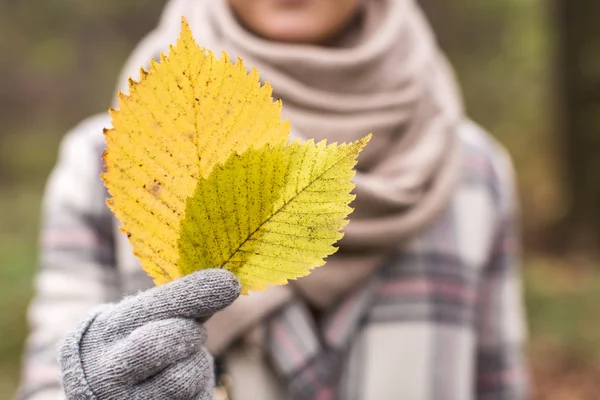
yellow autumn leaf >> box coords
[103,17,371,292]
[103,19,288,280]
[178,137,370,293]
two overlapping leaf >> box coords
[102,18,369,293]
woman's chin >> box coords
[254,20,341,44]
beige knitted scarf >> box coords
[116,0,464,353]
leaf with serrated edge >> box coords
[178,136,371,293]
[102,18,289,281]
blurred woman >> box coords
[19,0,527,399]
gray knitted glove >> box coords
[59,269,240,400]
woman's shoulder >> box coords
[456,119,517,206]
[57,113,111,167]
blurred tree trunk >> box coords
[554,0,600,254]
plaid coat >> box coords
[18,111,527,399]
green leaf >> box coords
[177,136,371,294]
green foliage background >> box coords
[0,1,598,398]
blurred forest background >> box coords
[0,0,599,398]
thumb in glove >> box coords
[59,268,240,400]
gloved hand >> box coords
[59,269,240,400]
